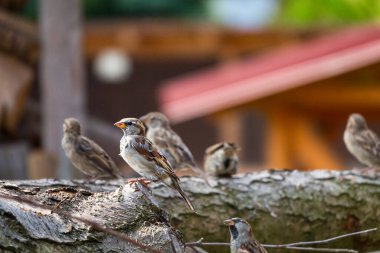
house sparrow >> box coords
[114,117,195,211]
[140,112,199,170]
[224,218,268,253]
[344,113,380,169]
[61,118,122,179]
[204,142,239,177]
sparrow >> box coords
[224,218,268,253]
[140,112,209,181]
[61,117,122,179]
[204,142,239,177]
[344,113,380,169]
[114,117,195,211]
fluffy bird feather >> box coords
[344,113,380,169]
[61,118,122,179]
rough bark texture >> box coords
[152,170,380,253]
[0,179,184,253]
[0,170,379,253]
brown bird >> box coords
[344,113,380,169]
[140,112,209,181]
[224,218,268,253]
[204,142,239,177]
[114,117,195,211]
[61,117,122,179]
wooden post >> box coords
[293,115,343,170]
[39,0,85,179]
[263,109,293,169]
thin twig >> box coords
[186,241,357,253]
[263,227,377,247]
[186,227,376,252]
[186,242,230,247]
[283,247,357,252]
[0,193,164,253]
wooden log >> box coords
[0,179,184,253]
[153,170,380,253]
[0,170,379,253]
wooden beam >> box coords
[40,0,85,179]
[277,83,380,109]
[84,20,314,60]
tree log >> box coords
[0,170,379,253]
[153,170,380,253]
[0,179,184,253]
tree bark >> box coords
[0,170,379,253]
[154,169,380,253]
[0,179,184,253]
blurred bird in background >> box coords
[344,113,380,170]
[204,142,239,177]
[224,218,268,253]
[61,118,123,179]
[114,117,195,211]
[140,112,209,180]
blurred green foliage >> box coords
[276,0,380,27]
[84,0,206,18]
[20,0,380,28]
[20,0,206,20]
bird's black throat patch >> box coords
[229,226,239,240]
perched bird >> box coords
[344,113,380,169]
[61,118,122,179]
[114,117,195,211]
[140,112,199,172]
[224,218,268,253]
[204,142,239,177]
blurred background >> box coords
[1,0,380,179]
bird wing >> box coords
[150,128,197,168]
[131,136,179,181]
[355,130,380,158]
[239,241,268,253]
[78,136,119,175]
[205,142,225,155]
[168,129,197,167]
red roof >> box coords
[158,26,380,123]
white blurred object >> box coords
[93,49,132,83]
[207,0,279,30]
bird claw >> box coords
[127,178,151,190]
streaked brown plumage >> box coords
[344,113,380,169]
[224,218,267,253]
[204,142,239,177]
[114,117,195,211]
[140,112,198,170]
[61,118,122,179]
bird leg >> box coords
[127,178,152,189]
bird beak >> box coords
[224,219,235,226]
[114,121,126,129]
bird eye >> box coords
[126,122,132,126]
